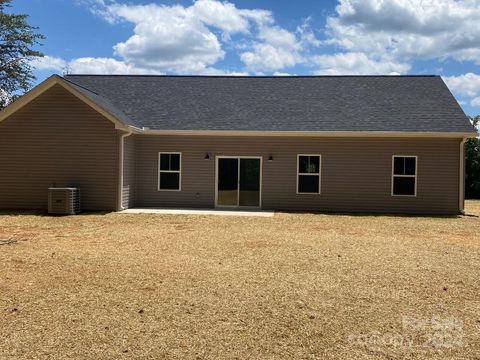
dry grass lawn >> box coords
[1,202,480,359]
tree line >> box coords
[466,116,480,198]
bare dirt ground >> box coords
[1,201,479,359]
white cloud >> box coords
[82,0,276,73]
[443,73,480,98]
[296,17,321,47]
[37,0,303,75]
[191,0,251,33]
[239,22,319,71]
[313,52,410,75]
[30,56,66,72]
[30,56,161,75]
[43,0,480,81]
[76,0,118,23]
[326,0,480,64]
[471,97,480,107]
[192,0,273,33]
[240,43,300,72]
[68,57,161,74]
[77,0,309,74]
[106,3,225,73]
[258,26,300,50]
[443,73,480,110]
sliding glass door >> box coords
[239,158,261,207]
[217,157,261,208]
[217,158,239,206]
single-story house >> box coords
[0,75,476,214]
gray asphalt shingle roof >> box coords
[64,75,475,133]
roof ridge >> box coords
[64,74,440,78]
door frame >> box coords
[214,155,263,209]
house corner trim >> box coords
[459,137,467,214]
[118,129,133,211]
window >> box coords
[392,156,417,196]
[158,152,181,191]
[297,155,321,194]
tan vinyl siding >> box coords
[122,135,136,208]
[135,135,460,214]
[0,84,119,211]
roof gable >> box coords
[0,75,131,131]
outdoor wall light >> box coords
[204,153,210,160]
[268,155,274,162]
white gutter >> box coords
[459,137,468,214]
[127,125,144,133]
[118,129,133,211]
[138,129,477,138]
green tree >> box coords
[0,0,44,109]
[465,116,480,199]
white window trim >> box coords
[158,152,182,192]
[391,155,417,197]
[296,154,322,194]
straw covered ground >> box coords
[1,201,479,359]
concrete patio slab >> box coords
[120,208,275,217]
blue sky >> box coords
[10,0,480,116]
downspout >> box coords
[118,129,133,211]
[459,137,467,215]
